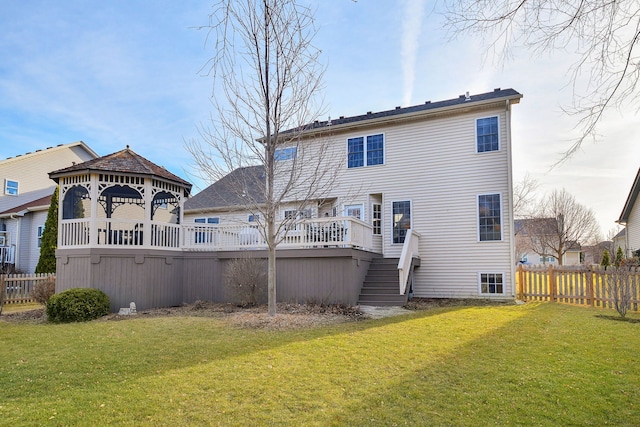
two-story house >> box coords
[0,141,98,273]
[52,89,522,311]
[185,88,523,300]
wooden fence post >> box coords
[517,264,524,300]
[587,266,595,307]
[548,264,556,302]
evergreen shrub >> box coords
[46,288,110,322]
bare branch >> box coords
[444,0,640,162]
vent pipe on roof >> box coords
[465,91,471,101]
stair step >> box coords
[357,258,404,307]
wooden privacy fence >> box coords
[517,265,640,311]
[0,273,55,306]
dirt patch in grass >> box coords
[1,298,514,329]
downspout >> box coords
[505,99,517,298]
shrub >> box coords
[225,257,267,307]
[46,288,110,322]
[32,277,56,305]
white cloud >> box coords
[400,0,426,107]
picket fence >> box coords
[517,265,640,311]
[0,273,55,307]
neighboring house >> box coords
[514,218,582,266]
[0,141,98,273]
[617,167,640,257]
[186,88,523,299]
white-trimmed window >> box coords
[372,203,382,235]
[248,214,260,222]
[283,209,311,220]
[479,273,504,294]
[476,116,499,153]
[478,194,502,241]
[347,133,384,168]
[194,217,220,224]
[344,204,363,220]
[37,226,44,248]
[274,146,297,161]
[4,179,18,196]
[392,200,411,244]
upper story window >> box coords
[4,179,18,196]
[194,217,220,224]
[478,193,502,241]
[274,146,297,161]
[248,214,259,222]
[476,116,499,153]
[347,134,384,168]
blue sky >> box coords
[1,0,638,235]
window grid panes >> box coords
[478,194,501,241]
[366,134,384,166]
[348,134,384,168]
[477,117,499,152]
[392,201,411,244]
[480,273,503,294]
[372,203,382,235]
[347,137,364,168]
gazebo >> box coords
[50,146,192,250]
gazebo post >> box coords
[89,174,99,246]
[143,178,153,248]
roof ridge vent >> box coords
[494,87,501,92]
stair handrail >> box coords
[398,229,420,294]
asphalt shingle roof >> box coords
[184,166,265,211]
[49,146,192,195]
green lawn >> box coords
[1,303,638,426]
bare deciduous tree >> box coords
[605,261,638,319]
[187,0,341,316]
[444,0,640,163]
[520,188,601,265]
[513,173,539,219]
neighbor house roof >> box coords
[184,166,265,212]
[48,146,192,196]
[618,167,640,224]
[0,141,99,164]
[0,194,52,217]
[281,88,522,137]
[514,218,559,235]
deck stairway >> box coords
[357,257,408,306]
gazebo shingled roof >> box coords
[49,146,192,196]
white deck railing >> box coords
[182,217,374,251]
[398,229,421,295]
[59,217,374,252]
